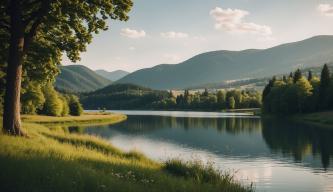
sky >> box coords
[63,0,333,72]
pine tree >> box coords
[319,64,330,109]
[293,69,302,84]
[308,70,313,81]
[289,72,293,78]
[262,77,276,102]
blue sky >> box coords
[63,0,333,72]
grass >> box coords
[295,111,333,128]
[21,112,127,126]
[0,113,253,192]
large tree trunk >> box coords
[2,0,25,136]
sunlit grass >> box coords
[0,114,253,192]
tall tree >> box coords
[262,77,276,102]
[0,0,133,135]
[289,72,293,79]
[308,70,313,81]
[293,69,302,84]
[319,64,331,108]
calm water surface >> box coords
[80,110,333,192]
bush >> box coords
[41,84,63,116]
[21,82,45,114]
[60,96,69,116]
[68,95,83,116]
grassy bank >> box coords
[0,114,252,192]
[295,111,333,128]
[21,112,127,126]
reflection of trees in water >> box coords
[114,116,262,134]
[262,119,333,169]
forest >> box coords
[263,64,333,115]
[81,84,262,111]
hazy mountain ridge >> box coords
[95,69,129,81]
[117,35,333,89]
[55,65,112,92]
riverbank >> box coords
[294,111,333,128]
[0,113,252,192]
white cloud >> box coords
[209,7,272,36]
[129,46,136,51]
[318,4,333,16]
[161,31,189,39]
[120,28,146,39]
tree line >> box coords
[263,64,333,115]
[155,89,262,111]
[80,84,262,111]
[0,80,83,117]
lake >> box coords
[80,110,333,192]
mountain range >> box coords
[55,65,112,92]
[95,69,129,81]
[116,35,333,90]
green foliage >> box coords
[227,97,236,109]
[308,70,313,81]
[60,96,69,116]
[82,83,262,111]
[293,69,302,84]
[21,82,45,114]
[319,64,331,109]
[67,95,83,116]
[81,84,170,110]
[41,84,63,117]
[263,65,333,115]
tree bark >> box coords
[2,0,25,136]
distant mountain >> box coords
[190,63,333,91]
[117,35,333,90]
[55,65,112,92]
[95,69,129,81]
[80,83,168,109]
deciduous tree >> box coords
[0,0,133,135]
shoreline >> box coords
[0,113,252,192]
[293,111,333,129]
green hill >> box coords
[55,65,112,93]
[190,63,333,91]
[80,83,168,109]
[117,35,333,89]
[95,69,129,81]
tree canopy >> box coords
[0,0,133,135]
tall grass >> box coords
[0,114,253,192]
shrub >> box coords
[68,95,83,116]
[41,84,63,116]
[21,83,45,114]
[60,96,69,116]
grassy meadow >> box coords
[0,113,253,192]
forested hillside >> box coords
[55,65,112,92]
[117,36,333,89]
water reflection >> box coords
[66,113,333,192]
[80,115,333,171]
[262,119,333,170]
